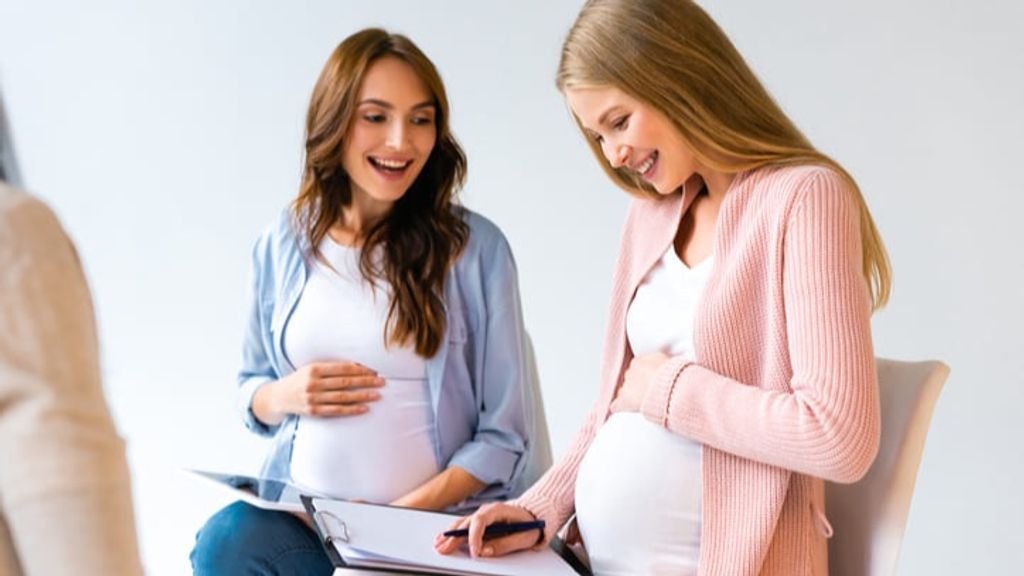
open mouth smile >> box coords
[368,156,413,178]
[634,151,658,180]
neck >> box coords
[332,194,394,247]
[686,167,735,205]
[703,169,736,202]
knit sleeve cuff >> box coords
[509,492,561,547]
[640,356,691,427]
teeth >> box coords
[636,153,656,175]
[372,157,410,169]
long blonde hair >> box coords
[558,0,891,309]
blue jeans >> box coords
[190,501,333,575]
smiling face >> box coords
[342,55,438,213]
[565,85,699,196]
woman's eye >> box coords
[411,116,433,126]
[363,114,386,123]
[612,115,629,130]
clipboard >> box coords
[301,496,591,576]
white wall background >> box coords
[1,0,1021,574]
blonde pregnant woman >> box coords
[437,1,888,574]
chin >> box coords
[650,181,675,196]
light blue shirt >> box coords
[237,207,536,507]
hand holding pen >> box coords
[434,502,545,558]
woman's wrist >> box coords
[252,379,287,426]
[508,504,544,545]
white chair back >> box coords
[519,334,553,491]
[826,358,949,576]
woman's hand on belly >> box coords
[610,352,670,414]
[252,361,384,425]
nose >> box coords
[605,141,630,169]
[385,119,408,150]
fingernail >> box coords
[482,546,493,557]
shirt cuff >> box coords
[237,377,277,437]
[447,440,521,488]
[509,492,560,547]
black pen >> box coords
[442,520,545,539]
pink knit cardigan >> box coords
[515,165,880,576]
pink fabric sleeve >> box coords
[640,170,880,483]
[511,405,602,545]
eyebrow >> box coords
[358,98,435,111]
[597,105,624,128]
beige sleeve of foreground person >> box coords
[0,185,143,576]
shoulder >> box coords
[0,183,58,229]
[450,206,520,299]
[739,164,852,203]
[457,206,514,261]
[460,207,508,245]
[0,184,69,257]
[728,164,856,223]
[251,207,303,261]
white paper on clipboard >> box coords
[307,497,583,576]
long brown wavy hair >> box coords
[559,0,891,310]
[292,28,468,357]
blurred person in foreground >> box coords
[0,89,143,575]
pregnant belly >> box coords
[289,379,439,503]
[574,412,702,575]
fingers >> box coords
[308,389,382,406]
[433,504,537,559]
[315,375,385,391]
[308,403,370,417]
[478,531,539,559]
[466,507,491,557]
[434,515,472,555]
[308,361,377,378]
[291,363,387,417]
[302,384,384,417]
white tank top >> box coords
[575,246,712,575]
[284,237,440,503]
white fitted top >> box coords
[575,247,712,575]
[285,238,440,503]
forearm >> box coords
[641,355,879,483]
[513,405,603,545]
[390,466,486,511]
